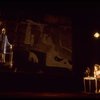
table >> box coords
[83,77,97,93]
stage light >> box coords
[94,32,100,38]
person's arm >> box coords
[6,36,10,45]
[5,35,12,49]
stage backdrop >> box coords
[6,15,72,71]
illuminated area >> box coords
[94,32,100,38]
[0,17,72,73]
[94,64,100,78]
[84,64,100,94]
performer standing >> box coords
[0,28,12,63]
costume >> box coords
[0,34,10,54]
[0,32,11,63]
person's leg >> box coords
[0,53,2,62]
[2,53,5,63]
[9,52,13,68]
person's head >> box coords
[1,28,6,35]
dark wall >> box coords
[72,4,100,91]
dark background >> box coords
[0,1,100,92]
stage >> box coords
[0,92,99,98]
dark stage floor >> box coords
[0,63,97,98]
[0,92,100,98]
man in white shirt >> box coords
[0,28,12,63]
